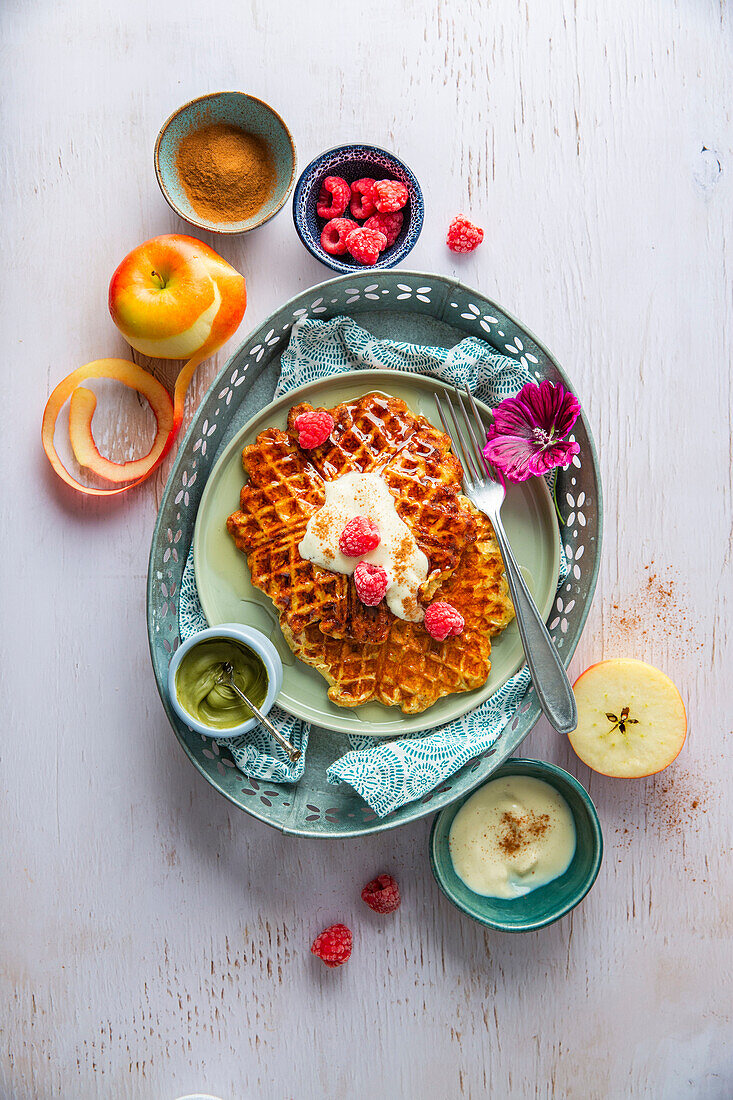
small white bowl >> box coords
[167,624,283,738]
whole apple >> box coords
[108,234,246,360]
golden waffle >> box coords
[280,619,382,707]
[227,392,514,713]
[287,393,475,595]
[287,508,515,712]
[227,429,349,636]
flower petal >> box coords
[517,379,556,426]
[487,397,536,438]
[512,379,580,437]
[483,434,540,481]
[526,439,580,477]
[552,388,581,438]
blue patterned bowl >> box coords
[292,144,424,273]
[429,759,603,931]
[154,91,297,235]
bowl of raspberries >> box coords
[292,143,424,273]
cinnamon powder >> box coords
[497,810,551,855]
[176,122,276,223]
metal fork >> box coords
[435,386,577,734]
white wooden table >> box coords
[3,1,732,1097]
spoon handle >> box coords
[227,679,301,763]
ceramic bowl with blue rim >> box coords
[292,144,424,273]
[155,91,297,235]
[429,758,603,932]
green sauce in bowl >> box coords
[175,638,268,730]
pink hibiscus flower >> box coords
[483,380,580,482]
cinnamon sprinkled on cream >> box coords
[298,471,429,622]
[449,775,576,899]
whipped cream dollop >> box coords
[298,471,429,621]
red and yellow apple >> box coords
[569,658,687,778]
[108,234,246,360]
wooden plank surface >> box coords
[1,0,731,1097]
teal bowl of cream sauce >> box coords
[429,759,603,932]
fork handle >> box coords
[490,511,578,735]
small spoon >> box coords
[216,661,301,763]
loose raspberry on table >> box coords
[346,227,387,265]
[446,215,484,254]
[361,873,401,914]
[364,210,404,248]
[339,515,381,557]
[349,177,377,220]
[316,176,351,219]
[372,179,409,214]
[294,409,334,449]
[311,923,352,968]
[353,561,389,606]
[320,217,359,256]
[424,601,465,641]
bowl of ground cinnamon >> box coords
[155,92,297,234]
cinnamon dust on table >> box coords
[176,122,276,223]
[608,564,701,659]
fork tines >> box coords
[435,385,496,486]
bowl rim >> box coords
[429,757,604,932]
[154,90,298,235]
[291,142,424,273]
[167,622,283,737]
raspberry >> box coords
[424,601,465,641]
[320,217,359,256]
[372,179,409,214]
[294,409,334,449]
[316,176,351,219]
[339,515,381,556]
[346,227,387,265]
[349,177,377,220]
[353,562,389,606]
[361,873,401,914]
[364,211,404,248]
[311,923,352,968]
[446,215,484,254]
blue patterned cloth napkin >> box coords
[179,316,567,815]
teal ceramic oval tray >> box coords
[147,271,603,838]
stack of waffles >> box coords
[227,392,514,714]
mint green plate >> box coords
[429,758,603,931]
[192,370,560,737]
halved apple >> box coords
[569,658,686,777]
